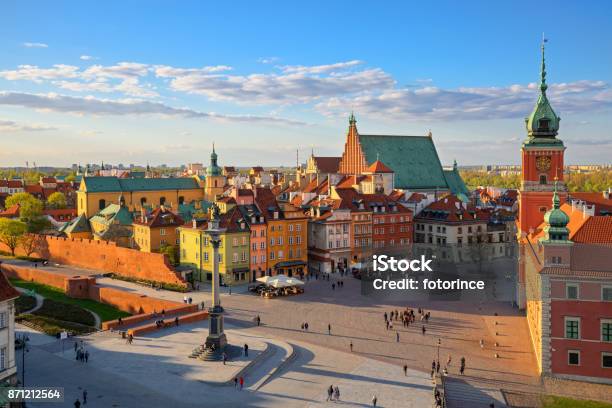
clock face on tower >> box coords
[536,155,552,172]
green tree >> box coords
[19,233,44,257]
[46,192,67,209]
[0,218,27,256]
[159,244,178,266]
[5,192,44,220]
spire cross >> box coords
[540,34,548,93]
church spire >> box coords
[349,111,356,126]
[525,36,560,139]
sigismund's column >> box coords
[204,204,227,357]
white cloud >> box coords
[23,42,48,48]
[0,64,80,82]
[0,119,56,132]
[315,80,612,121]
[115,78,159,98]
[258,57,279,64]
[80,55,97,61]
[0,91,306,126]
[82,62,149,79]
[280,60,364,74]
[153,65,233,78]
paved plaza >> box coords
[15,263,541,407]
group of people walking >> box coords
[326,385,341,402]
[73,341,89,363]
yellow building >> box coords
[77,176,204,218]
[178,206,250,285]
[132,206,183,253]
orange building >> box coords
[132,206,183,253]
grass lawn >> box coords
[33,299,96,326]
[542,396,612,408]
[10,278,130,322]
[15,295,37,314]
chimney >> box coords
[192,218,197,228]
[604,188,610,200]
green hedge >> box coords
[33,299,96,326]
[108,274,189,293]
[15,295,37,314]
[542,396,612,408]
[17,314,95,336]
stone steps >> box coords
[445,376,507,408]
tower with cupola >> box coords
[518,39,567,235]
[205,144,226,200]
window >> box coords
[602,320,612,342]
[241,252,247,262]
[0,347,5,370]
[289,224,294,232]
[278,237,283,245]
[260,242,265,249]
[278,250,284,259]
[204,252,209,261]
[99,199,106,210]
[296,224,301,232]
[539,174,547,185]
[261,255,266,263]
[566,284,578,299]
[252,243,257,251]
[160,228,166,236]
[289,236,293,245]
[233,238,238,246]
[603,287,612,301]
[458,227,462,234]
[270,251,275,260]
[565,317,580,339]
[179,196,185,205]
[603,353,612,369]
[233,253,239,263]
[568,350,580,366]
[252,255,257,264]
[296,236,302,244]
[0,312,6,329]
[270,238,275,246]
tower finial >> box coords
[212,142,216,153]
[540,34,548,93]
[349,111,356,125]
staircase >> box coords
[444,376,507,408]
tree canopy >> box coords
[47,191,67,209]
[0,218,27,255]
[5,192,43,219]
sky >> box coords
[1,0,611,167]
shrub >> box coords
[16,314,95,336]
[33,299,96,326]
[15,295,37,314]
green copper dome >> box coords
[525,40,560,138]
[206,144,222,176]
[542,182,570,242]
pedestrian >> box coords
[234,377,238,388]
[372,395,377,407]
[332,283,335,290]
[350,341,353,352]
[489,403,495,408]
[244,343,249,357]
[183,295,187,303]
[334,386,340,401]
[222,352,227,365]
[480,339,484,349]
[74,342,78,352]
[327,385,333,401]
[386,320,389,330]
[82,389,87,404]
[436,360,440,373]
[328,323,331,335]
[85,350,89,363]
[403,364,408,376]
[305,322,309,331]
[175,316,179,326]
[447,354,452,367]
[422,325,426,335]
[384,312,388,322]
[389,321,393,330]
[239,376,244,390]
[74,399,81,408]
[396,332,399,342]
[256,315,261,326]
[301,322,305,330]
[432,360,436,372]
[460,356,466,375]
[201,301,205,310]
[188,297,192,304]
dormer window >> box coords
[538,118,550,131]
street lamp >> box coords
[19,334,30,387]
[437,338,441,365]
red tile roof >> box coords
[366,160,393,173]
[312,157,341,174]
[417,194,488,222]
[134,207,184,228]
[0,204,20,218]
[0,273,20,302]
[43,208,77,221]
[568,191,612,215]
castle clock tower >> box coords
[518,40,566,235]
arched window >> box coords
[160,196,166,206]
[178,196,185,205]
[214,180,218,188]
[538,118,550,131]
[539,174,547,185]
[98,199,106,210]
[140,197,147,206]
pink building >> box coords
[238,204,266,282]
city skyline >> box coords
[1,0,612,167]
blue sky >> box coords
[1,0,611,167]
